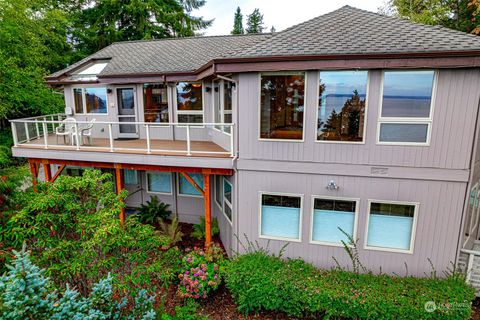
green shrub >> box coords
[137,196,172,224]
[2,170,182,294]
[177,244,225,299]
[192,216,219,240]
[225,252,475,319]
[161,300,207,320]
[0,246,156,319]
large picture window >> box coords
[365,201,418,252]
[73,87,108,114]
[147,172,172,194]
[178,173,204,196]
[260,73,305,140]
[144,84,169,123]
[378,71,435,144]
[260,193,302,241]
[311,198,357,245]
[317,71,368,142]
[176,82,203,123]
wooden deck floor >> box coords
[18,134,230,158]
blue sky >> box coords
[321,71,368,96]
[195,0,386,36]
[383,71,434,96]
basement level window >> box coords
[260,193,302,241]
[178,173,204,197]
[147,172,172,194]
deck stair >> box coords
[458,240,480,295]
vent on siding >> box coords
[371,167,389,175]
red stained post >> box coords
[28,159,38,191]
[43,163,52,182]
[115,165,126,226]
[50,164,66,182]
[203,173,212,246]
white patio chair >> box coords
[79,119,96,145]
[55,117,77,145]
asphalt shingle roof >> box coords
[49,33,270,78]
[49,6,480,79]
[237,5,480,58]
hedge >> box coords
[224,252,475,319]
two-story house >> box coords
[10,6,480,286]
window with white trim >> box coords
[311,198,357,245]
[178,173,204,196]
[223,179,233,223]
[147,172,172,194]
[260,193,302,241]
[366,201,417,252]
[176,82,203,123]
[378,70,435,144]
[73,87,108,114]
[214,175,223,208]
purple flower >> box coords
[194,273,198,277]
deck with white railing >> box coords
[10,114,234,158]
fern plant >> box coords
[159,214,183,247]
[192,217,219,240]
[137,196,172,224]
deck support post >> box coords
[43,163,52,182]
[203,173,212,246]
[28,159,39,191]
[115,164,126,226]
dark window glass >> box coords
[314,199,356,212]
[379,123,429,143]
[262,194,301,208]
[177,114,203,123]
[73,88,83,113]
[144,84,169,123]
[177,82,203,111]
[318,71,367,142]
[370,202,415,217]
[260,74,305,140]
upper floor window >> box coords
[378,71,435,145]
[260,73,305,140]
[176,82,203,123]
[213,80,233,134]
[144,83,169,123]
[73,87,108,114]
[317,71,368,142]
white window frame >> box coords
[315,70,370,145]
[223,178,233,225]
[212,79,233,135]
[146,171,173,195]
[176,173,204,198]
[175,82,204,124]
[214,175,223,209]
[258,72,307,143]
[364,199,419,254]
[309,196,359,247]
[71,86,109,115]
[258,191,303,242]
[376,70,437,146]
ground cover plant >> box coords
[224,251,475,319]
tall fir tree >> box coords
[231,7,244,34]
[246,8,264,33]
[270,25,276,33]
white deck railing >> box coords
[10,114,235,157]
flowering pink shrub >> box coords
[177,244,224,299]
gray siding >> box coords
[236,170,467,276]
[238,69,480,170]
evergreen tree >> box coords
[231,7,244,34]
[270,25,276,33]
[246,8,264,34]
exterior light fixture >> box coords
[191,83,202,88]
[205,87,212,92]
[326,180,339,190]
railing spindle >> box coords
[74,123,80,150]
[24,122,30,142]
[11,122,18,147]
[186,124,191,156]
[108,123,114,152]
[35,120,40,139]
[145,124,151,154]
[42,121,48,149]
[230,124,234,157]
